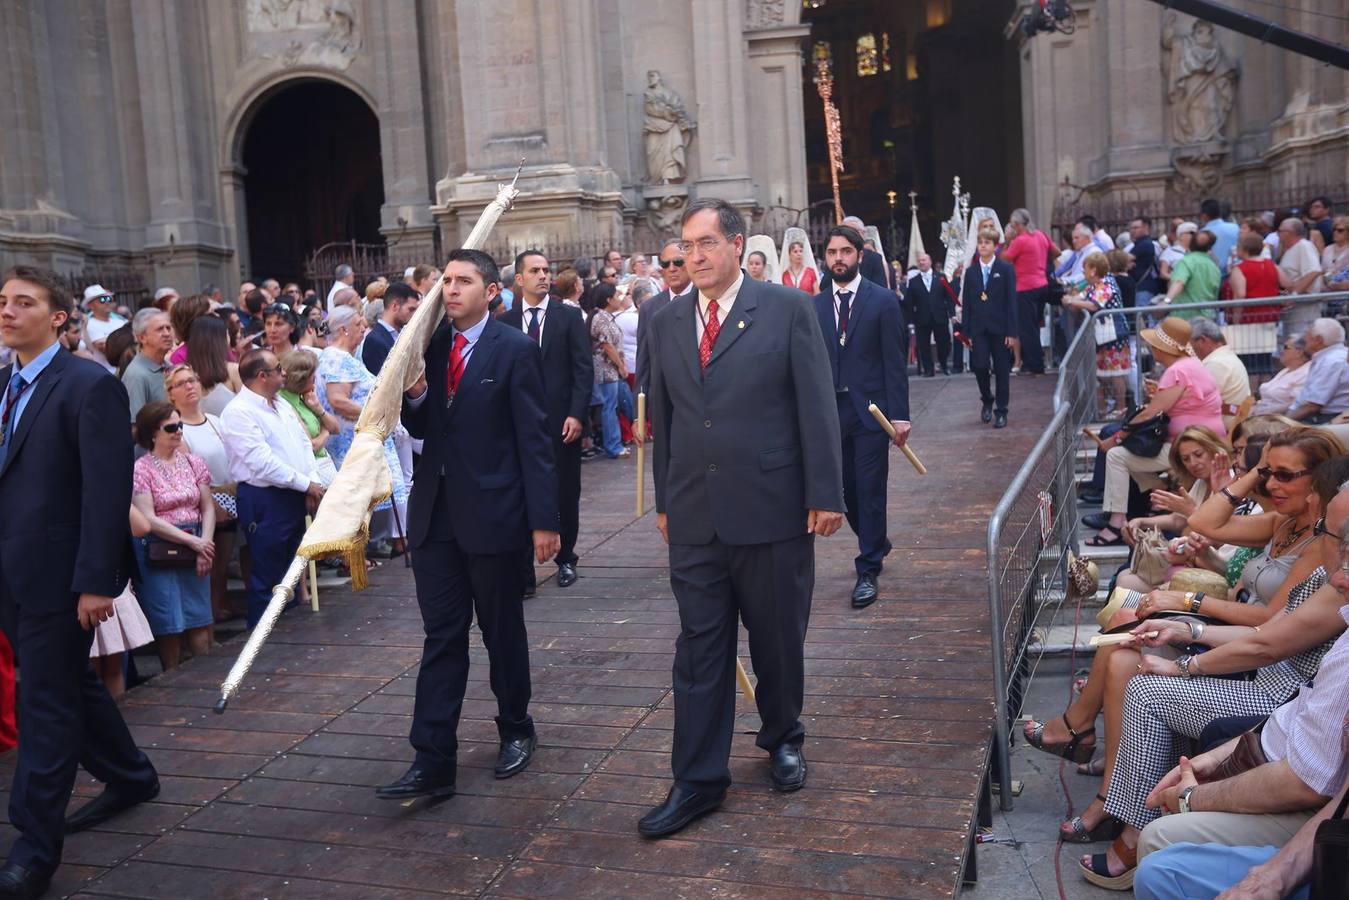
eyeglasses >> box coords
[658,259,686,269]
[161,422,183,434]
[170,375,200,390]
[1315,517,1342,540]
[1257,466,1312,483]
[675,236,738,255]
[601,270,618,280]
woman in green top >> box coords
[279,350,341,470]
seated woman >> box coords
[1113,426,1234,594]
[1081,453,1349,890]
[1087,317,1225,546]
[1026,428,1341,846]
[1251,335,1311,417]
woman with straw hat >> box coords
[1086,317,1224,546]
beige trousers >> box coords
[1103,443,1172,514]
[1138,808,1314,860]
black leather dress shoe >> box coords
[494,734,537,779]
[637,785,724,838]
[556,563,578,588]
[0,862,51,899]
[375,766,456,800]
[981,400,994,423]
[522,582,536,599]
[851,573,878,609]
[993,412,1008,429]
[1079,490,1104,506]
[64,779,160,834]
[770,745,807,791]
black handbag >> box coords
[1311,788,1349,899]
[1119,406,1169,458]
[146,538,196,569]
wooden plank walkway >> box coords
[3,374,1055,899]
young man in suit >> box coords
[501,250,592,591]
[361,282,420,376]
[962,229,1019,428]
[905,252,954,377]
[643,199,845,838]
[381,249,560,801]
[0,267,160,897]
[814,226,911,609]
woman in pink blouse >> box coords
[130,400,216,671]
[1086,317,1224,546]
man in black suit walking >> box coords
[904,252,954,377]
[501,250,592,592]
[362,282,420,376]
[635,239,693,398]
[814,226,911,609]
[961,228,1019,428]
[379,249,560,802]
[641,199,845,838]
[0,267,160,897]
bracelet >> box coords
[1192,621,1206,644]
[1220,487,1241,506]
[1187,592,1205,613]
[1176,655,1194,678]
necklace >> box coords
[1273,518,1311,556]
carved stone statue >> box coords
[643,71,694,185]
[247,0,360,70]
[1161,14,1238,145]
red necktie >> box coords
[446,333,469,398]
[699,299,721,371]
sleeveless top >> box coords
[1253,567,1337,701]
[1241,529,1318,605]
[1235,258,1281,322]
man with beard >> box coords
[642,199,843,837]
[813,226,910,608]
[501,250,592,592]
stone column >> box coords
[745,24,811,213]
[689,0,755,207]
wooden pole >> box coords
[866,402,928,475]
[735,658,756,702]
[635,391,646,517]
[305,515,319,612]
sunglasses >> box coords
[1257,466,1311,483]
[161,422,183,434]
[1315,516,1341,541]
[659,259,686,269]
[92,296,115,304]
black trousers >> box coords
[668,532,814,793]
[409,478,533,775]
[838,396,891,576]
[524,436,581,586]
[1016,286,1049,374]
[950,333,966,373]
[971,330,1013,415]
[0,602,158,872]
[237,483,307,628]
[913,319,951,375]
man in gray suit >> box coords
[634,238,693,398]
[640,199,845,838]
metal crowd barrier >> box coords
[983,288,1349,810]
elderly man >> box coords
[330,287,360,312]
[1164,229,1221,319]
[841,215,892,290]
[221,349,324,627]
[1159,221,1196,280]
[1188,316,1250,430]
[1279,217,1325,339]
[121,308,174,420]
[1287,317,1349,422]
[81,284,127,372]
[325,264,355,313]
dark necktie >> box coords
[0,371,31,470]
[446,333,469,399]
[699,300,720,371]
[837,290,852,346]
[527,307,541,344]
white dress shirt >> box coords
[519,296,549,346]
[695,272,745,344]
[830,273,862,330]
[220,386,319,492]
[615,306,640,371]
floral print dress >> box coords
[315,346,407,514]
[1088,274,1131,376]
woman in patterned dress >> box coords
[314,306,408,521]
[1062,252,1130,419]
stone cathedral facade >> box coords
[0,0,1345,291]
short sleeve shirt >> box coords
[1159,356,1225,439]
[132,450,210,525]
[590,310,623,384]
[1170,252,1222,316]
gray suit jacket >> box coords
[635,285,684,395]
[648,275,844,546]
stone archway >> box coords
[228,78,384,285]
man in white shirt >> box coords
[221,349,324,627]
[1189,316,1251,430]
[81,284,127,372]
[326,264,355,314]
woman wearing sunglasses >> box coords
[129,400,216,672]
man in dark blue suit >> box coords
[501,250,592,592]
[379,249,560,802]
[361,282,420,375]
[961,228,1019,428]
[0,267,159,897]
[814,227,911,608]
[904,252,955,377]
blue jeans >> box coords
[597,380,627,457]
[1135,843,1308,900]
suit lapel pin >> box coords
[737,320,745,329]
